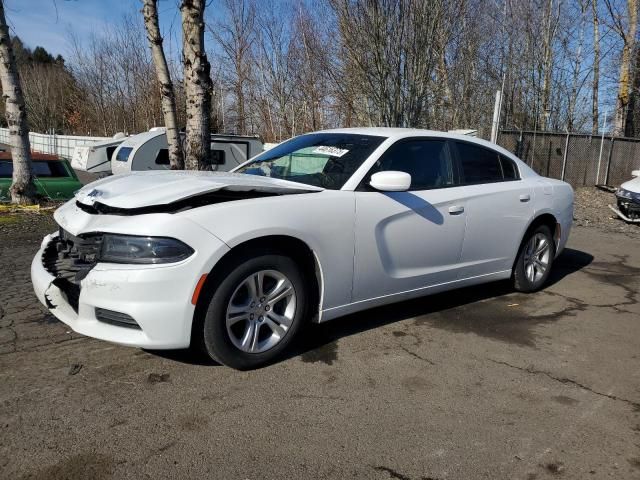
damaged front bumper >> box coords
[31,231,228,349]
[609,193,640,223]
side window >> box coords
[500,155,519,180]
[455,142,503,184]
[115,147,133,162]
[209,149,225,165]
[0,161,12,178]
[368,139,453,190]
[48,161,68,177]
[155,149,170,165]
[32,161,53,177]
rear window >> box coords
[115,147,133,162]
[0,160,12,178]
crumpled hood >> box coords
[75,171,323,209]
[620,175,640,194]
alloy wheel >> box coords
[523,233,551,284]
[225,269,296,353]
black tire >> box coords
[198,252,308,370]
[513,224,556,293]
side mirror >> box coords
[631,170,640,178]
[369,171,411,192]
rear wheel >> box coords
[513,224,555,292]
[199,253,307,369]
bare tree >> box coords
[181,0,212,170]
[208,0,255,135]
[0,1,35,204]
[591,0,601,134]
[605,0,638,135]
[143,0,184,169]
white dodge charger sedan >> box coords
[31,128,573,369]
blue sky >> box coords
[4,0,183,58]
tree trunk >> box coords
[0,1,36,204]
[181,0,212,170]
[591,0,600,135]
[142,0,184,170]
[613,0,638,136]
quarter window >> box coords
[500,155,519,180]
[455,141,503,184]
[368,139,454,190]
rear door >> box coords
[352,138,468,302]
[451,141,534,278]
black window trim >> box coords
[451,139,522,186]
[357,136,461,192]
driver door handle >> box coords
[519,194,531,202]
[448,205,465,215]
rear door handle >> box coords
[519,194,531,202]
[448,205,465,215]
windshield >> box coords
[235,133,386,189]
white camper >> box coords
[111,128,263,175]
[71,133,126,174]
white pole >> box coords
[490,89,502,143]
[596,109,608,185]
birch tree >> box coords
[143,0,184,169]
[181,0,212,170]
[0,1,36,204]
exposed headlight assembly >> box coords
[617,188,640,202]
[100,234,194,264]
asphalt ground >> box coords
[0,213,639,480]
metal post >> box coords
[561,132,570,181]
[596,110,608,185]
[490,90,502,143]
[604,137,615,185]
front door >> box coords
[353,138,467,303]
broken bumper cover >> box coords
[31,232,229,349]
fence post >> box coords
[561,132,570,181]
[604,137,615,186]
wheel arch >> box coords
[512,212,559,273]
[190,234,324,346]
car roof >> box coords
[314,127,522,162]
[0,151,62,161]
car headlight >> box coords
[617,188,640,201]
[100,234,194,264]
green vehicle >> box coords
[0,153,83,201]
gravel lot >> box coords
[1,191,639,479]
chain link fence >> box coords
[498,130,640,187]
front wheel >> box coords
[199,253,307,369]
[513,225,556,292]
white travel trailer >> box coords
[111,128,263,175]
[71,133,126,174]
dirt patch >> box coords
[573,187,639,238]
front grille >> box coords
[42,228,103,312]
[95,308,140,329]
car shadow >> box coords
[148,247,593,368]
[286,247,594,363]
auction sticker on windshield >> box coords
[312,146,349,157]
